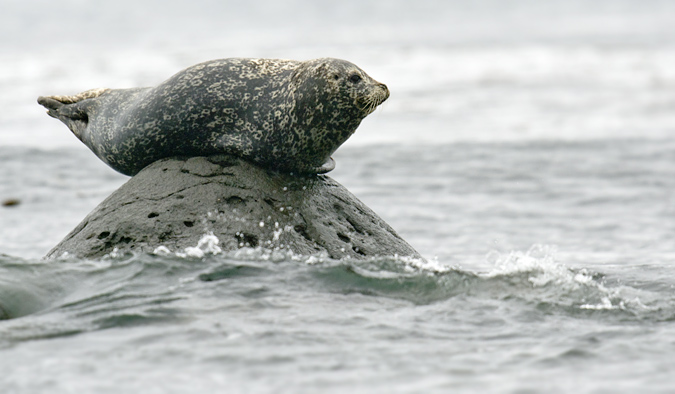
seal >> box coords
[37,58,389,176]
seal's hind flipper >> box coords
[40,87,110,104]
[37,88,109,139]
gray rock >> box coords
[46,155,422,260]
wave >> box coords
[307,245,674,321]
[0,243,673,347]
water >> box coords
[2,1,675,392]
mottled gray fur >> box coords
[38,58,389,175]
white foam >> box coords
[152,246,172,256]
[484,244,627,310]
[154,233,224,259]
[179,233,222,258]
[580,297,620,310]
[399,255,453,274]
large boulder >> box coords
[46,155,421,260]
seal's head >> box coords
[293,58,389,118]
[288,58,389,171]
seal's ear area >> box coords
[290,65,310,87]
[294,58,338,78]
[290,63,329,94]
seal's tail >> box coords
[37,88,109,139]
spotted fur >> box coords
[37,58,389,175]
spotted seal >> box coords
[37,58,389,176]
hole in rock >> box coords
[294,225,313,242]
[235,233,259,247]
[337,233,350,243]
[226,196,244,205]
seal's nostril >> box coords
[379,84,390,100]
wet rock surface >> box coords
[46,155,422,260]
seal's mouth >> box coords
[360,83,390,115]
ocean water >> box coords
[2,1,675,393]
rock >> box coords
[46,155,422,260]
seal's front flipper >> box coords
[37,88,109,140]
[314,157,336,174]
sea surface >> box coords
[2,1,675,393]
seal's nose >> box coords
[379,83,390,101]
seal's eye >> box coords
[349,74,362,83]
[333,74,340,80]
